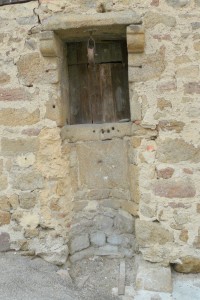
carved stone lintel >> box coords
[127,25,145,53]
[40,31,62,57]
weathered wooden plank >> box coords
[88,65,103,123]
[0,0,35,6]
[79,64,91,124]
[118,260,126,295]
[111,63,130,121]
[68,65,81,125]
[67,41,123,65]
[100,64,116,123]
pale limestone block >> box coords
[127,25,145,53]
[40,31,62,57]
[136,259,172,293]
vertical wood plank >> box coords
[79,64,91,124]
[111,63,130,121]
[68,64,81,124]
[88,64,103,123]
[100,64,116,123]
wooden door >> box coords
[67,41,130,124]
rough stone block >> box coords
[144,12,176,29]
[114,210,134,233]
[153,179,196,198]
[0,88,30,101]
[107,234,123,246]
[0,232,10,252]
[77,140,128,190]
[157,138,200,163]
[184,82,200,94]
[0,211,10,225]
[135,220,174,246]
[156,167,174,179]
[90,231,106,247]
[0,72,10,85]
[19,192,37,209]
[0,108,40,126]
[174,256,200,273]
[94,215,114,231]
[12,171,44,190]
[69,233,90,254]
[166,0,189,7]
[1,138,39,155]
[136,259,172,293]
[95,245,119,256]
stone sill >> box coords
[61,122,156,142]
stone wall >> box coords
[0,0,200,272]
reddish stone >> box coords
[0,88,30,101]
[147,145,155,152]
[150,0,159,6]
[157,167,174,179]
[184,82,200,94]
[157,81,177,92]
[153,34,172,41]
[183,168,193,174]
[168,202,186,209]
[22,128,41,136]
[153,180,196,198]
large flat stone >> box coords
[76,140,129,189]
[136,259,172,293]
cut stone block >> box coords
[136,259,172,293]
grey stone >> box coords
[195,0,200,5]
[90,231,106,247]
[19,192,37,209]
[33,237,69,266]
[107,234,123,246]
[191,22,200,30]
[13,171,44,191]
[136,259,172,293]
[114,210,134,233]
[69,234,90,254]
[166,0,189,7]
[70,247,95,263]
[95,245,119,256]
[94,215,114,231]
[0,232,10,252]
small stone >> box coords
[179,229,189,242]
[0,232,10,252]
[94,215,114,231]
[0,211,10,225]
[151,0,159,6]
[114,210,134,233]
[13,171,44,190]
[90,231,106,247]
[174,256,200,273]
[166,0,189,7]
[95,245,119,256]
[19,192,37,209]
[184,82,200,94]
[157,99,172,111]
[156,167,174,179]
[69,234,90,254]
[107,234,123,245]
[158,120,185,133]
[70,247,95,263]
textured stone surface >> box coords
[69,234,90,254]
[90,231,106,247]
[136,259,172,292]
[153,179,196,198]
[135,220,174,246]
[174,256,200,273]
